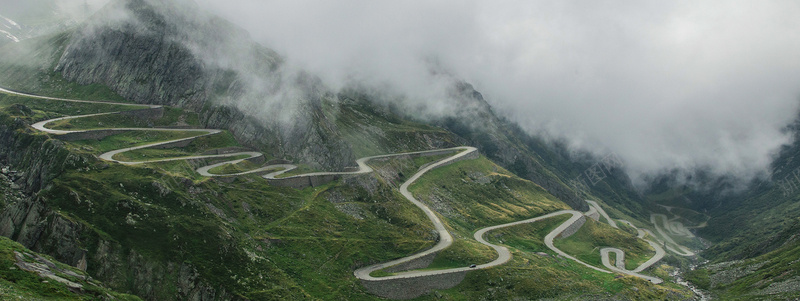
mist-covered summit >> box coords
[46,0,368,169]
[0,0,645,212]
[57,0,281,109]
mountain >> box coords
[30,0,647,213]
[0,0,91,47]
[0,0,707,300]
[665,113,800,299]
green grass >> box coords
[0,32,129,103]
[0,236,141,300]
[689,237,800,300]
[684,268,711,290]
[122,131,242,159]
[332,96,459,158]
[409,157,571,229]
[48,107,201,130]
[112,131,243,163]
[617,221,640,236]
[68,130,202,155]
[555,218,656,271]
[0,73,695,300]
[113,148,194,162]
[433,239,690,300]
[366,152,456,186]
[667,207,710,227]
[0,93,143,121]
[274,164,318,178]
[208,159,266,175]
[424,239,496,270]
[397,156,574,275]
[413,153,452,167]
[485,214,571,254]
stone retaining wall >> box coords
[586,210,600,222]
[149,137,194,149]
[57,129,129,141]
[558,215,586,239]
[435,148,480,168]
[266,159,291,165]
[119,107,164,119]
[360,271,467,300]
[269,149,479,189]
[383,252,437,273]
[267,174,344,189]
[200,147,253,155]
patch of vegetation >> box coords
[690,238,800,300]
[684,268,710,290]
[0,70,693,300]
[0,32,129,102]
[333,95,459,158]
[113,131,243,162]
[424,239,496,270]
[0,93,142,122]
[404,156,572,271]
[366,152,456,186]
[66,130,201,155]
[48,107,201,130]
[555,218,656,271]
[0,236,141,300]
[486,214,571,253]
[207,159,265,175]
[410,157,571,229]
[432,247,690,301]
[273,164,318,178]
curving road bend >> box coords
[6,87,671,284]
[586,200,617,228]
[588,203,664,283]
[3,86,264,168]
[651,214,695,256]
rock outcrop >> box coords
[0,111,230,300]
[55,0,357,170]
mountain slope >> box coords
[0,0,696,300]
[0,15,23,44]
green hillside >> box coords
[0,1,706,299]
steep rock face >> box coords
[0,111,230,300]
[416,81,589,211]
[55,0,268,110]
[0,196,88,268]
[55,0,356,169]
[0,194,230,301]
[0,111,87,194]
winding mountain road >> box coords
[4,86,673,285]
[651,214,696,256]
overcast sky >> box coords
[193,0,800,185]
[6,0,800,185]
[0,0,109,21]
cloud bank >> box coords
[13,0,800,185]
[193,0,800,185]
[0,0,110,22]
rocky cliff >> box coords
[0,101,247,300]
[54,0,356,170]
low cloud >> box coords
[0,0,109,22]
[192,0,800,186]
[11,0,797,186]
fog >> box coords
[5,0,800,186]
[0,0,109,21]
[191,0,800,186]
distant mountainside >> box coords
[0,15,24,44]
[0,0,708,300]
[0,0,90,47]
[0,0,645,213]
[639,111,800,299]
